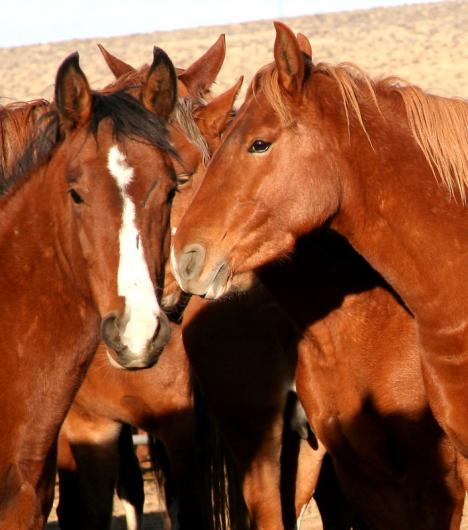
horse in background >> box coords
[170,20,468,461]
[0,48,177,529]
[55,42,327,530]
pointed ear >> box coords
[54,52,93,131]
[296,33,312,60]
[273,21,305,94]
[97,44,135,78]
[178,34,226,97]
[195,77,243,140]
[195,77,243,139]
[141,47,177,121]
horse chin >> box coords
[105,344,162,370]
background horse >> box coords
[56,43,323,530]
[170,20,468,460]
[0,48,177,528]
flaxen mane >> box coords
[257,61,468,204]
[173,96,211,166]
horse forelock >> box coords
[89,90,177,160]
[257,60,468,204]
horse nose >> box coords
[178,244,206,281]
[152,310,171,352]
[101,313,122,354]
[101,312,171,369]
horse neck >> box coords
[328,90,468,329]
[0,150,85,294]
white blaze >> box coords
[107,145,160,355]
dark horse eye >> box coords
[68,188,84,204]
[248,139,272,153]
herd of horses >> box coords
[0,19,466,530]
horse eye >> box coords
[68,188,84,204]
[248,139,272,154]
[176,173,192,189]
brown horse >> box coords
[169,42,466,525]
[258,230,465,529]
[55,44,324,530]
[171,21,468,458]
[0,48,177,528]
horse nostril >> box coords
[101,313,123,352]
[179,244,206,281]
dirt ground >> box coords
[45,462,467,529]
[44,464,326,529]
[3,1,467,528]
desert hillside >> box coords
[0,0,466,105]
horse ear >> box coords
[141,47,177,121]
[273,21,305,94]
[195,77,243,139]
[55,52,92,131]
[178,34,226,97]
[296,33,312,60]
[97,44,135,78]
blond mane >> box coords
[257,62,468,204]
[173,96,211,166]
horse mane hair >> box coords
[0,89,177,196]
[256,61,468,204]
[0,99,59,194]
[172,96,211,166]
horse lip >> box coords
[205,261,230,299]
[106,345,161,370]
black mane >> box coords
[89,89,177,158]
[0,89,177,196]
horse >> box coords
[55,43,326,530]
[0,47,177,529]
[258,229,465,529]
[170,20,468,459]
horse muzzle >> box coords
[171,243,230,299]
[101,311,171,369]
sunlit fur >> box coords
[258,60,468,203]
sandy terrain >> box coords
[1,0,466,528]
[0,1,467,104]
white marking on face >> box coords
[108,145,160,356]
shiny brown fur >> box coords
[171,21,468,461]
[0,50,177,528]
[57,45,324,530]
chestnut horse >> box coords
[171,21,468,459]
[258,230,465,529]
[0,48,177,528]
[55,43,323,530]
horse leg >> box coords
[0,438,58,530]
[155,410,200,530]
[115,424,144,530]
[56,407,122,530]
